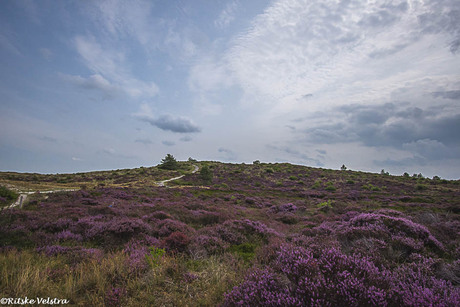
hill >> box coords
[1,161,459,306]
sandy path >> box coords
[7,189,78,209]
[156,164,199,187]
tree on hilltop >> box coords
[160,154,178,170]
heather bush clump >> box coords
[309,211,446,264]
[189,234,229,258]
[163,232,190,252]
[223,268,299,306]
[224,244,460,306]
[213,219,281,245]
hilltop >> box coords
[0,161,459,306]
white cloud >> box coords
[72,35,159,98]
[215,0,239,29]
[189,0,459,116]
[60,73,121,98]
[89,0,156,46]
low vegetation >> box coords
[0,161,459,306]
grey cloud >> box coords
[162,140,175,146]
[432,90,460,100]
[180,136,192,142]
[417,1,460,53]
[402,139,456,160]
[300,93,313,100]
[218,147,237,161]
[369,42,411,59]
[358,1,408,29]
[450,38,460,53]
[135,138,153,145]
[137,114,201,133]
[395,107,423,119]
[373,156,426,168]
[61,73,120,99]
[266,144,323,167]
[101,148,134,159]
[303,103,460,149]
[40,136,58,143]
[359,9,399,28]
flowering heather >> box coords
[1,161,459,306]
[188,234,229,257]
[270,203,298,213]
[123,236,161,272]
[55,230,83,242]
[156,218,195,237]
[163,232,190,252]
[224,244,460,306]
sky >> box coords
[0,0,459,179]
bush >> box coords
[200,165,213,184]
[0,186,18,206]
[145,246,165,268]
[325,182,336,192]
[228,243,257,262]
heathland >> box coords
[0,160,459,306]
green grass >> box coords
[0,249,245,307]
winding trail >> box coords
[156,164,199,187]
[7,189,79,209]
[6,164,200,209]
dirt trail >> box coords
[7,189,78,209]
[156,164,199,187]
[6,165,200,208]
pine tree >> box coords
[159,154,178,170]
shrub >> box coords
[325,182,336,192]
[228,243,257,262]
[416,184,428,191]
[200,165,213,184]
[317,200,333,212]
[145,246,166,268]
[0,186,18,206]
[311,180,322,189]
